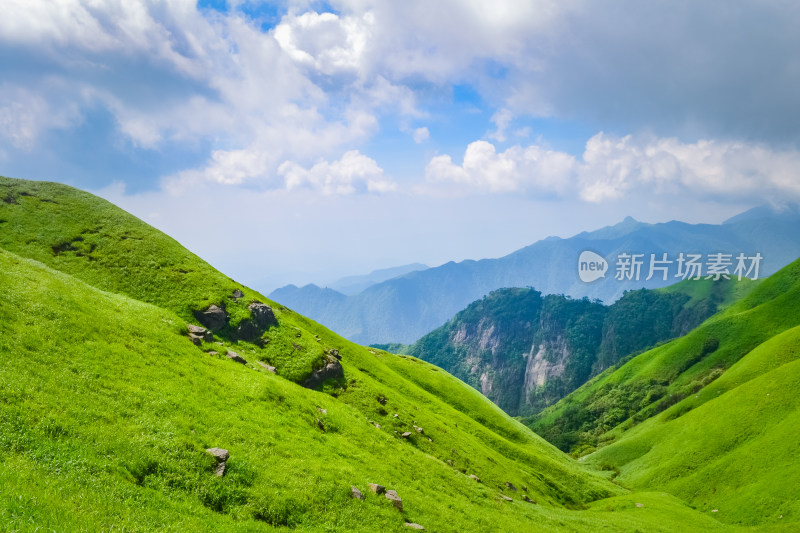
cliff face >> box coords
[409,285,725,416]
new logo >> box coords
[578,251,608,283]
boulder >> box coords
[385,490,403,511]
[401,432,412,438]
[232,289,244,299]
[404,524,425,530]
[206,447,229,477]
[369,483,385,495]
[226,351,248,364]
[301,356,344,389]
[187,324,212,340]
[236,319,260,342]
[249,302,276,329]
[194,304,228,330]
[350,486,365,500]
[328,349,341,359]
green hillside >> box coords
[0,176,728,531]
[529,257,800,527]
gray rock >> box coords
[235,319,261,342]
[505,482,517,492]
[194,304,228,330]
[187,324,212,341]
[226,351,248,364]
[351,486,365,500]
[301,356,344,389]
[249,302,276,328]
[401,432,412,438]
[232,289,244,299]
[208,351,218,356]
[257,361,277,373]
[500,495,513,502]
[206,447,229,477]
[316,418,325,431]
[385,490,403,511]
[523,495,535,504]
[469,474,481,483]
[369,483,385,495]
[329,349,341,359]
[413,425,424,434]
[404,524,425,530]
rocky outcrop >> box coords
[226,351,247,364]
[301,355,344,389]
[249,302,276,328]
[194,304,228,330]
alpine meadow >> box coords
[2,1,800,532]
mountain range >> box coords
[271,207,800,345]
[405,278,750,416]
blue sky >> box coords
[2,1,800,291]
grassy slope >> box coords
[0,176,727,531]
[532,258,800,527]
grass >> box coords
[530,256,800,527]
[0,176,735,531]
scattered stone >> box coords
[301,356,344,389]
[385,490,403,511]
[401,432,412,438]
[377,395,387,405]
[447,460,454,466]
[188,324,213,341]
[469,474,481,483]
[232,289,244,299]
[350,486,365,500]
[413,425,424,434]
[522,495,535,504]
[317,407,328,415]
[316,418,325,431]
[208,351,218,356]
[393,413,399,418]
[635,503,644,508]
[226,351,248,364]
[427,437,433,442]
[194,304,228,330]
[505,482,518,492]
[206,447,229,477]
[296,332,302,338]
[369,483,386,495]
[404,523,425,530]
[257,361,277,373]
[500,495,513,502]
[711,509,718,513]
[374,423,382,429]
[329,349,341,359]
[292,342,304,351]
[249,302,276,328]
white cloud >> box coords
[412,127,429,144]
[487,109,513,142]
[278,150,396,195]
[0,83,82,149]
[426,133,800,202]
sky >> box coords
[2,0,800,292]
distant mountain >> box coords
[328,263,428,295]
[406,279,748,416]
[270,206,800,345]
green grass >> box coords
[0,176,735,531]
[529,256,800,527]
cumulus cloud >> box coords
[426,134,800,202]
[412,127,430,144]
[278,150,396,195]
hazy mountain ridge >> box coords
[271,208,800,344]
